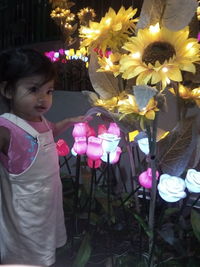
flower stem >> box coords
[148,112,159,267]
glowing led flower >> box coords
[98,133,121,153]
[120,24,200,90]
[158,174,186,202]
[97,53,121,76]
[50,7,75,25]
[101,146,122,164]
[185,169,200,193]
[77,7,96,25]
[56,139,69,156]
[117,94,159,120]
[95,92,159,120]
[169,84,200,108]
[139,168,159,189]
[79,6,138,53]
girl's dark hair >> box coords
[0,47,56,111]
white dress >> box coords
[0,113,67,266]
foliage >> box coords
[54,0,200,266]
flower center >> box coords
[142,41,176,65]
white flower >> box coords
[137,137,149,155]
[98,132,120,153]
[185,169,200,193]
[158,174,186,202]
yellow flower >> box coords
[79,6,138,53]
[169,84,200,108]
[118,95,159,120]
[97,53,121,76]
[120,24,200,90]
[95,92,159,120]
[77,7,96,25]
[95,96,119,111]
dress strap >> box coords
[0,113,39,138]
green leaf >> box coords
[88,50,119,99]
[72,233,91,267]
[133,213,152,238]
[158,223,175,245]
[191,209,200,242]
[157,116,198,176]
[162,0,198,31]
[133,85,158,110]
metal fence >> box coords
[0,0,59,50]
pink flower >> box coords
[98,124,107,135]
[87,158,102,168]
[72,123,87,138]
[56,139,69,156]
[86,123,96,137]
[86,136,103,160]
[73,136,87,155]
[107,122,120,137]
[139,168,159,189]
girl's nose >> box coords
[38,93,48,102]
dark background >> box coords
[0,0,144,50]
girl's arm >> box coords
[53,115,90,137]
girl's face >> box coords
[11,75,54,121]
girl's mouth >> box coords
[35,106,47,112]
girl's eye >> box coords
[47,89,54,94]
[29,86,38,93]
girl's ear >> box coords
[0,81,12,99]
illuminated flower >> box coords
[95,92,159,120]
[185,169,200,193]
[95,95,120,111]
[120,24,200,90]
[56,139,69,156]
[72,123,87,138]
[87,158,102,168]
[169,84,200,108]
[98,133,121,153]
[137,137,149,155]
[86,136,103,160]
[79,6,138,53]
[97,53,121,76]
[77,7,96,25]
[101,146,122,164]
[107,122,120,137]
[139,168,159,189]
[73,137,87,155]
[117,94,159,120]
[50,7,75,25]
[158,174,186,202]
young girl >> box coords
[0,47,87,266]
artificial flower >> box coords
[56,139,70,156]
[107,122,121,137]
[185,169,200,193]
[73,136,87,155]
[51,7,71,19]
[137,137,149,155]
[87,158,102,168]
[120,24,200,90]
[72,122,87,138]
[77,7,96,25]
[97,53,121,76]
[101,146,122,164]
[138,168,159,189]
[169,84,200,108]
[117,94,159,120]
[86,136,103,160]
[98,133,121,153]
[158,174,186,202]
[79,6,138,53]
